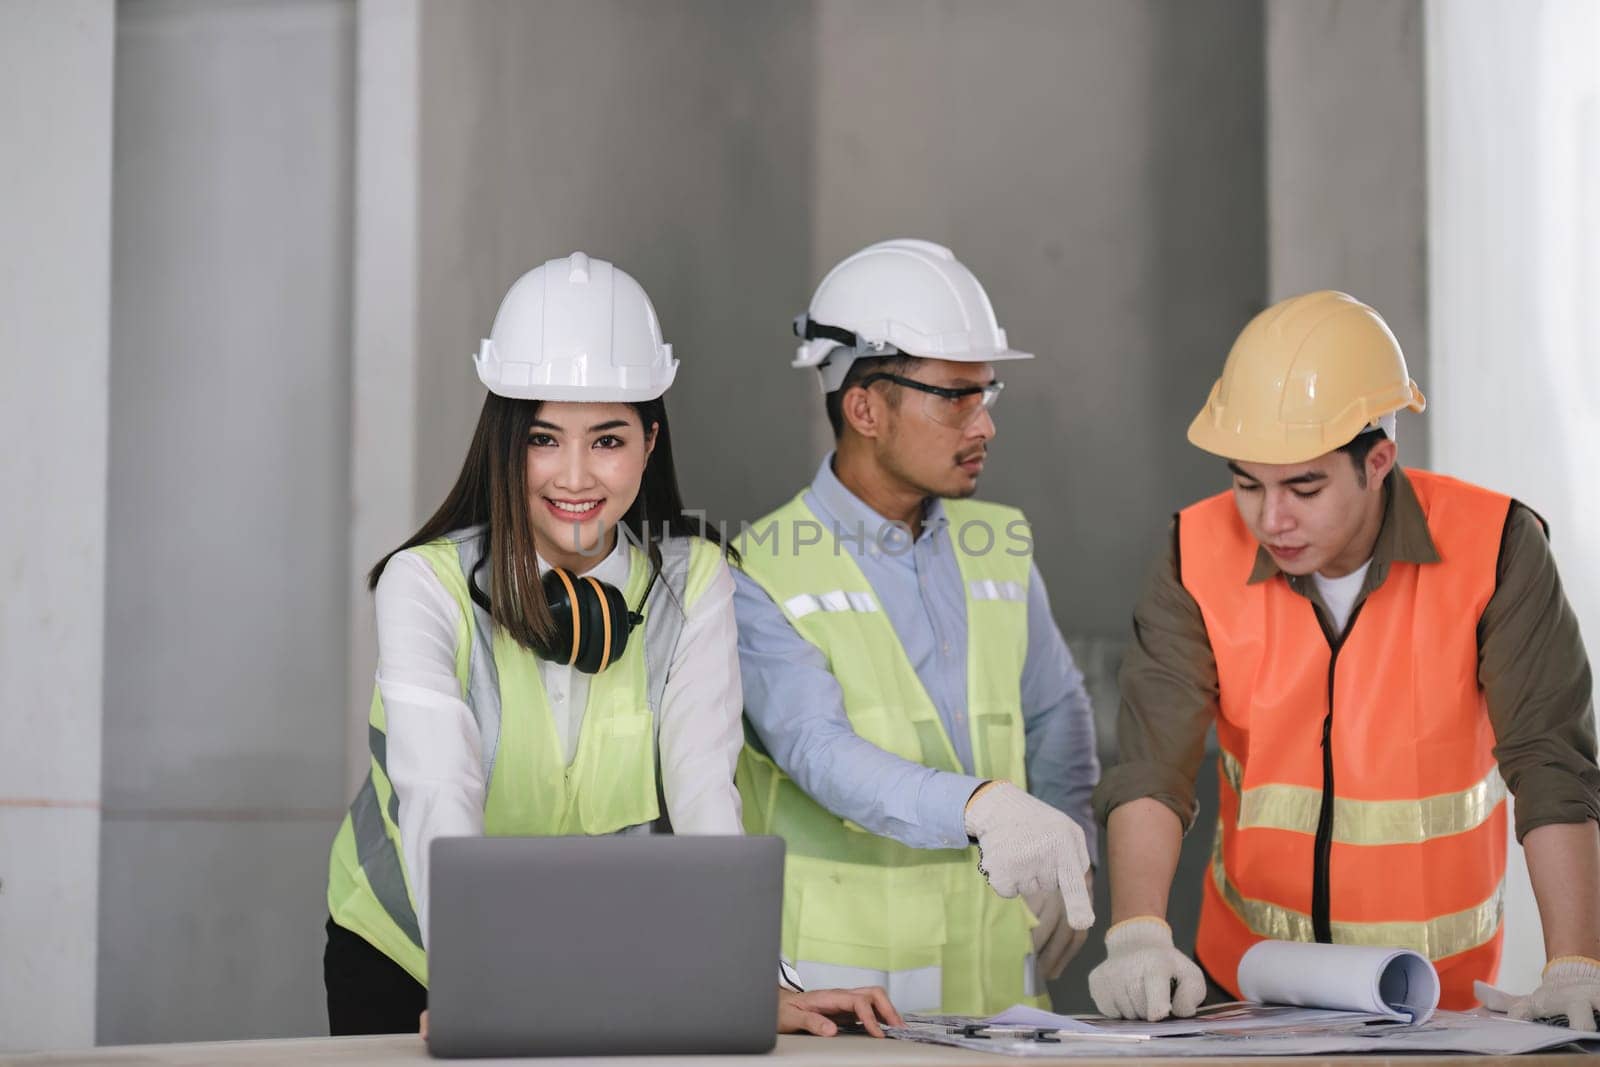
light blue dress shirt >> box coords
[734,454,1100,856]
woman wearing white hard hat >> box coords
[323,253,900,1038]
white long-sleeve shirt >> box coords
[373,535,744,946]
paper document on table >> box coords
[980,1006,1127,1034]
[903,1007,1147,1042]
[888,1009,1600,1057]
[1084,1002,1396,1037]
[1238,939,1440,1022]
[912,1001,1397,1039]
[894,941,1591,1057]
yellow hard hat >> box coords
[1187,290,1426,464]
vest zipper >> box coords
[1312,600,1364,943]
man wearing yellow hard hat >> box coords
[1087,291,1600,1027]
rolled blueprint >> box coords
[1237,940,1441,1023]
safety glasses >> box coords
[860,372,1004,428]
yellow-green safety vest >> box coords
[736,495,1045,1015]
[327,529,724,985]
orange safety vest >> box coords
[1180,469,1513,1010]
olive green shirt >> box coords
[1093,467,1600,840]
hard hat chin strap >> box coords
[794,313,902,357]
[793,313,859,349]
[795,314,904,394]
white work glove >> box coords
[1026,882,1089,980]
[1475,956,1600,1032]
[1088,916,1206,1021]
[963,782,1095,930]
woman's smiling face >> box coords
[523,401,655,572]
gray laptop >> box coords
[427,834,784,1058]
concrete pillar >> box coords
[347,0,423,792]
[97,0,355,1042]
[1265,0,1430,465]
[0,0,115,1051]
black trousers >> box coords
[324,917,427,1035]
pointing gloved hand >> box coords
[1087,916,1206,1021]
[962,781,1095,930]
[1026,880,1090,980]
[1475,956,1600,1032]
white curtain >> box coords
[1427,0,1600,991]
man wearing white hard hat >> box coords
[734,239,1101,1014]
[325,253,901,1039]
[1089,290,1600,1027]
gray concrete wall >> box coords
[363,0,1443,1028]
[411,0,819,532]
[0,0,1461,1045]
[811,0,1267,640]
[99,0,355,1043]
[406,0,1268,645]
[1266,0,1430,467]
[400,0,1267,1016]
[0,0,115,1051]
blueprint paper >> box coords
[1238,939,1440,1022]
[1082,1002,1395,1037]
[959,1003,1392,1038]
[888,1009,1600,1057]
[980,1006,1122,1034]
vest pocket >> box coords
[794,876,949,974]
[599,712,650,738]
[574,709,657,833]
[975,710,1024,783]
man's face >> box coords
[873,358,998,499]
[1228,439,1394,577]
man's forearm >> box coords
[1525,820,1600,961]
[1106,798,1184,924]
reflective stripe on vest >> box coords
[1219,750,1508,845]
[968,579,1025,603]
[1181,470,1512,1010]
[735,494,1043,1015]
[1205,824,1505,958]
[327,533,719,985]
[784,589,880,618]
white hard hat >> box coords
[793,239,1032,393]
[474,252,678,402]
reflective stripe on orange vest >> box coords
[1179,469,1513,1010]
[1219,750,1507,845]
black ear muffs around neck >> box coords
[539,567,635,674]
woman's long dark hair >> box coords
[369,391,733,653]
